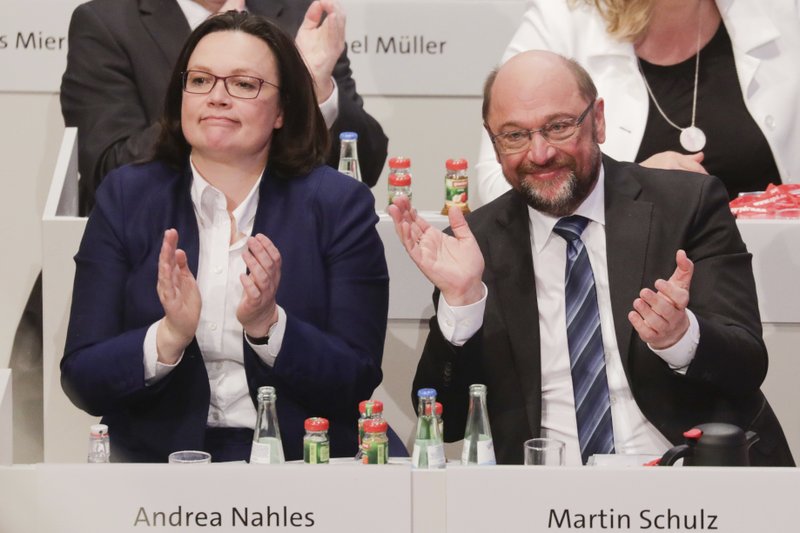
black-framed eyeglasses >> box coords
[181,70,279,99]
[487,100,595,154]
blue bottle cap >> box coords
[339,131,358,141]
[417,388,437,399]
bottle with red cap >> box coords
[388,156,413,206]
[441,158,470,215]
[355,399,384,460]
[424,401,444,439]
[361,419,389,464]
[303,417,330,464]
[87,423,110,463]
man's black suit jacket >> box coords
[60,0,388,213]
[414,155,794,467]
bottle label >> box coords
[413,441,446,468]
[411,443,422,467]
[362,440,388,464]
[249,440,272,464]
[443,176,469,212]
[461,438,497,465]
[427,443,446,467]
[304,440,330,464]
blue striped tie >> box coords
[553,215,614,464]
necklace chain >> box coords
[637,6,703,133]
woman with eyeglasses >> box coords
[61,11,405,462]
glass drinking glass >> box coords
[168,450,212,464]
[524,438,565,466]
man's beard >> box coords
[514,147,601,217]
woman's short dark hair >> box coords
[153,11,330,178]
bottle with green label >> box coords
[461,384,496,465]
[250,386,285,464]
[303,417,330,464]
[361,419,389,464]
[441,158,470,215]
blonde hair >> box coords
[571,0,653,42]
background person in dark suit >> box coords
[61,0,388,214]
[61,12,403,462]
[389,50,794,466]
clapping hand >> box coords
[156,229,201,364]
[388,196,485,306]
[628,249,694,349]
[295,0,345,102]
[237,234,281,338]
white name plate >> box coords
[342,1,524,96]
[0,0,524,94]
[33,463,411,532]
[446,465,800,532]
[0,0,81,92]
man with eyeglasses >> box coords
[60,0,388,215]
[389,50,793,467]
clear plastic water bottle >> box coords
[388,157,412,206]
[250,386,285,464]
[412,388,446,469]
[337,132,362,182]
[87,423,110,463]
[461,384,496,465]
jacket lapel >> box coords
[486,193,543,435]
[139,0,192,66]
[603,156,651,372]
[173,164,201,277]
[718,0,780,96]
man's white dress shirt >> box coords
[437,165,700,465]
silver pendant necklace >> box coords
[638,11,706,153]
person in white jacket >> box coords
[475,0,800,206]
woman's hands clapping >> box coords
[156,229,201,364]
[237,234,282,338]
